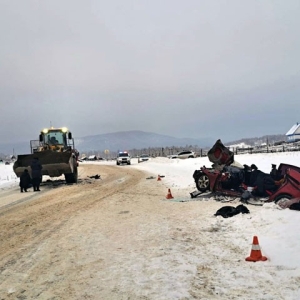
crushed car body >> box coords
[193,139,300,202]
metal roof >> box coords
[286,123,300,135]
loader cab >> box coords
[39,127,74,150]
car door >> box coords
[178,151,189,159]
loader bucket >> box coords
[13,150,75,178]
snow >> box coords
[2,152,300,298]
[0,163,18,189]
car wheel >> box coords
[196,174,210,192]
[188,156,194,158]
[116,162,120,165]
[127,162,131,165]
[274,194,292,203]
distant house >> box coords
[226,142,251,151]
[88,155,97,160]
[286,123,300,143]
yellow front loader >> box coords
[13,127,79,184]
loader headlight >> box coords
[42,128,48,134]
[61,127,68,133]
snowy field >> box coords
[0,163,18,189]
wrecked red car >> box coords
[268,164,300,202]
[193,140,300,202]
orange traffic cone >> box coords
[157,175,162,181]
[166,188,174,199]
[245,236,267,262]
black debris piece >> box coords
[190,190,203,198]
[89,174,101,179]
[214,204,250,218]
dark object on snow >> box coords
[207,139,234,166]
[190,190,203,198]
[214,204,250,218]
[240,190,252,203]
[19,169,31,193]
[89,174,101,179]
[270,164,284,181]
[289,203,300,211]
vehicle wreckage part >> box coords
[193,140,300,201]
[274,194,292,203]
[190,190,203,198]
[196,174,210,192]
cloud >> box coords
[0,0,300,143]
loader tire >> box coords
[65,166,78,184]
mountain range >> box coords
[75,131,213,153]
[0,130,286,156]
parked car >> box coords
[138,154,150,163]
[170,150,196,159]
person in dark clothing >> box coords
[50,136,59,144]
[31,157,43,191]
[19,169,31,193]
[270,164,284,181]
[249,166,277,197]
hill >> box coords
[226,134,286,147]
[75,131,213,153]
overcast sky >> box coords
[1,0,299,144]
